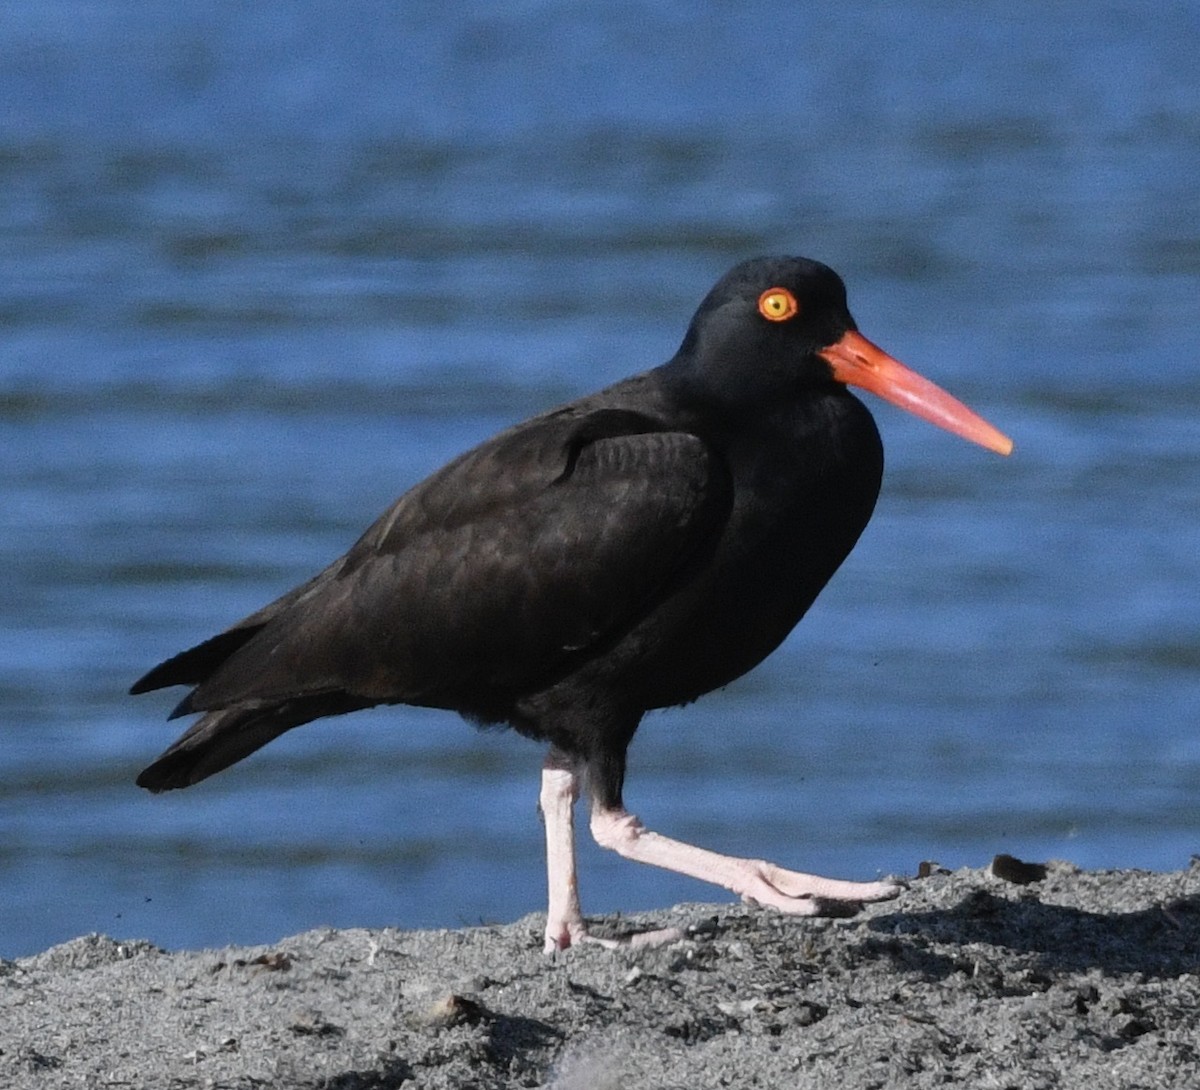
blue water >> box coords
[3,2,1199,958]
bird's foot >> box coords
[736,861,904,916]
[543,913,589,954]
[543,914,684,954]
[589,806,903,918]
[583,926,686,951]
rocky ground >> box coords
[3,859,1198,1089]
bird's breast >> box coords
[628,393,884,707]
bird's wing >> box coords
[128,566,347,695]
[168,407,732,714]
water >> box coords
[3,2,1199,958]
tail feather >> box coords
[136,693,377,792]
[131,563,346,696]
[129,627,265,695]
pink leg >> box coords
[539,750,684,953]
[539,751,587,953]
[589,805,902,914]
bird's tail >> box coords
[136,693,377,792]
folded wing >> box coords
[134,407,732,789]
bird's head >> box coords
[670,256,1012,456]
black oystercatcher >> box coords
[132,256,1011,952]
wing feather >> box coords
[175,408,731,716]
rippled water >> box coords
[3,3,1199,957]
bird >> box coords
[131,255,1012,952]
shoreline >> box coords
[3,861,1198,1089]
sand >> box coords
[3,860,1198,1089]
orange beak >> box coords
[819,331,1013,456]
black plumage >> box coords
[133,256,1010,949]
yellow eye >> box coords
[757,287,799,322]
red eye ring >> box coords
[758,287,799,322]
